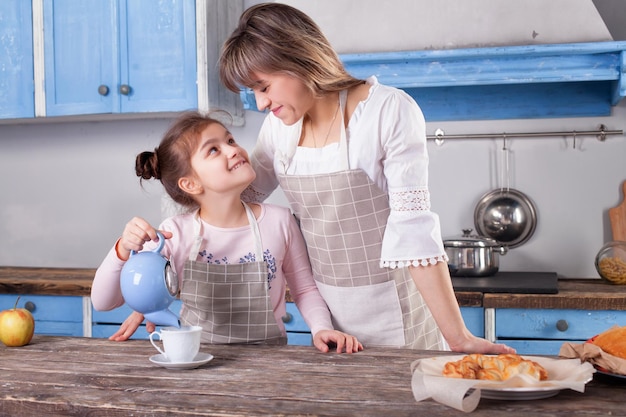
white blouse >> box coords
[245,76,447,268]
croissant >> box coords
[443,353,548,381]
[590,326,626,359]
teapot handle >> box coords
[129,231,166,258]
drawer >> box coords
[282,302,311,333]
[498,340,568,356]
[0,294,82,322]
[461,307,484,337]
[92,324,152,340]
[0,294,83,337]
[92,300,182,324]
[282,303,312,346]
[495,308,626,340]
[287,332,313,346]
[93,301,312,344]
[92,301,182,340]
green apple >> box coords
[0,296,35,347]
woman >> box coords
[219,2,513,353]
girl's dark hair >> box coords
[219,2,364,97]
[136,110,232,209]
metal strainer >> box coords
[473,137,538,248]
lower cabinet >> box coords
[493,308,626,355]
[283,302,313,346]
[0,294,84,336]
[92,300,182,340]
[91,300,313,346]
[461,307,484,338]
[283,305,487,346]
[90,303,486,346]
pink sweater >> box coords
[91,203,333,337]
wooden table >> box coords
[0,336,623,416]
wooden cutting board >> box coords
[609,180,626,241]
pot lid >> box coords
[443,229,503,248]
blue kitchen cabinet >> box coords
[494,308,626,355]
[0,294,83,337]
[92,300,314,346]
[283,302,313,346]
[43,0,197,117]
[92,300,183,339]
[461,307,484,338]
[0,0,34,119]
[283,305,487,346]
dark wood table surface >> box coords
[0,336,623,417]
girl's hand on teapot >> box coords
[116,217,173,261]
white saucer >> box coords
[149,352,214,370]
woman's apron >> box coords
[276,91,444,349]
[179,202,286,345]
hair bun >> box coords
[135,150,160,180]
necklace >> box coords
[309,98,340,148]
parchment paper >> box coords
[560,342,626,375]
[410,355,595,413]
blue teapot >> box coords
[120,231,180,328]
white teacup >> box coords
[149,325,202,363]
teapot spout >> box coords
[144,309,180,328]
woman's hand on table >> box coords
[447,333,516,355]
[109,311,156,341]
[313,330,363,353]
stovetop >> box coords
[450,271,558,294]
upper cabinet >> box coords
[0,0,242,124]
[241,42,626,122]
[43,0,197,116]
[0,0,35,119]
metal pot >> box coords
[444,229,508,277]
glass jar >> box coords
[595,241,626,284]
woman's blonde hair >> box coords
[219,2,364,97]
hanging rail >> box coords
[427,124,622,143]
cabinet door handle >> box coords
[98,85,109,96]
[24,301,36,313]
[119,85,131,95]
[556,319,569,332]
[281,312,293,323]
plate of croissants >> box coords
[442,353,556,400]
[431,353,594,400]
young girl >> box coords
[219,3,513,354]
[91,111,362,353]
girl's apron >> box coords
[179,202,286,345]
[276,91,444,349]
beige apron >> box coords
[277,91,444,349]
[179,202,286,345]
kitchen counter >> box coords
[0,335,621,416]
[2,266,626,309]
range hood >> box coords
[240,41,626,121]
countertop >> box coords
[2,266,626,309]
[0,335,621,416]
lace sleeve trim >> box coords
[389,188,431,212]
[380,254,449,269]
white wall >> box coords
[0,0,624,278]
